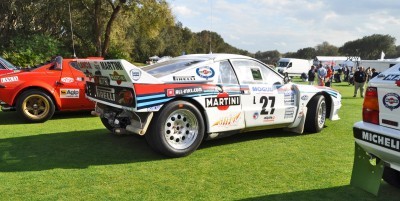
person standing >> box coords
[308,65,316,85]
[317,64,327,86]
[353,66,367,98]
[371,68,379,79]
[325,65,333,87]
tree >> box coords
[339,34,396,59]
[255,50,281,65]
[296,47,316,59]
[315,41,338,56]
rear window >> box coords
[142,59,205,78]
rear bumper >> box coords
[353,121,400,171]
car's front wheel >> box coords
[305,95,326,133]
[16,90,55,123]
[145,101,204,157]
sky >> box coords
[167,0,400,54]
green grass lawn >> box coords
[1,80,400,200]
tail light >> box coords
[362,87,379,125]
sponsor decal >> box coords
[173,76,195,81]
[93,61,101,70]
[96,86,116,101]
[284,107,295,119]
[205,93,241,110]
[383,93,400,111]
[355,129,400,152]
[166,86,203,97]
[94,76,110,86]
[147,105,162,112]
[1,76,18,83]
[109,71,127,85]
[196,66,215,79]
[117,89,133,106]
[263,115,275,122]
[383,74,400,81]
[100,61,123,71]
[284,92,295,106]
[253,112,259,120]
[212,113,241,126]
[60,89,79,98]
[61,77,74,83]
[251,86,274,93]
[301,95,309,101]
[76,77,84,82]
[130,69,141,81]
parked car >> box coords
[0,56,103,123]
[0,56,19,75]
[78,54,342,157]
[352,63,400,193]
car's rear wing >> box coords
[77,59,162,110]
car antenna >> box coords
[209,0,213,54]
[68,1,77,58]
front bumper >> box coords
[353,121,400,171]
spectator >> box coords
[365,67,372,81]
[317,64,327,86]
[353,66,367,98]
[308,65,316,85]
[325,65,333,87]
[371,68,379,79]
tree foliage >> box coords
[339,34,397,59]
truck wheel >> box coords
[383,167,400,188]
[145,101,204,157]
[16,90,55,123]
[305,95,326,133]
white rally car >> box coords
[78,54,341,157]
[352,64,400,192]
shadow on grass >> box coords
[0,110,94,125]
[239,184,400,201]
[0,129,164,172]
[200,128,303,150]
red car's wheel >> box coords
[145,101,204,157]
[16,90,55,123]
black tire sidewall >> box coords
[146,101,205,157]
[305,95,326,133]
[16,90,55,123]
[383,166,400,188]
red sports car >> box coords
[0,56,102,122]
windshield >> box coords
[277,62,289,67]
[0,57,17,70]
[142,58,205,78]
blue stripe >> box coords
[137,98,173,107]
[137,93,165,101]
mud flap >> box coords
[350,143,384,196]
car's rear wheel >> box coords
[145,101,204,157]
[383,166,400,188]
[16,90,55,123]
[305,95,326,133]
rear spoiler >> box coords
[77,59,162,87]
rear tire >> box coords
[145,101,204,157]
[383,167,400,188]
[305,95,326,133]
[16,90,55,123]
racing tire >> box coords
[145,101,205,157]
[100,117,115,132]
[305,95,326,133]
[383,167,400,188]
[16,89,55,123]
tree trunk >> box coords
[101,3,122,57]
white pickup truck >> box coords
[352,63,400,194]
